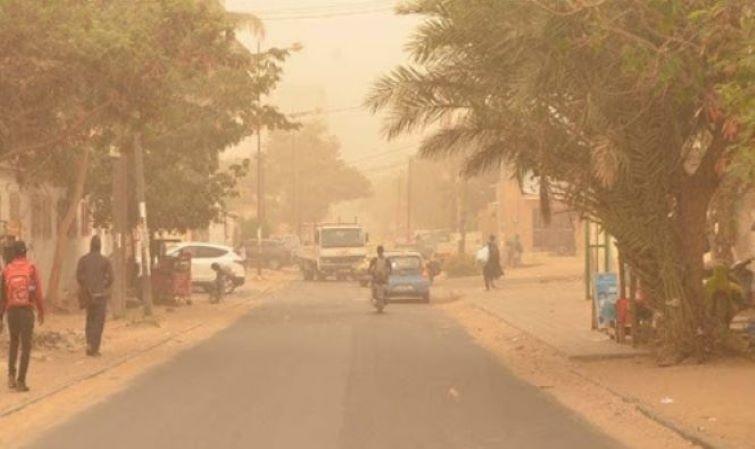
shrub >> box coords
[443,253,480,278]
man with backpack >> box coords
[0,240,44,392]
[76,235,114,357]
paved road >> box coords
[26,281,623,449]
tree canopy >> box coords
[0,0,291,232]
[368,0,754,357]
[263,120,372,229]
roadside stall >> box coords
[151,239,192,305]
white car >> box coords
[165,242,246,292]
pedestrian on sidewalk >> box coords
[483,235,503,291]
[76,235,114,357]
[0,240,45,392]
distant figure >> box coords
[484,235,503,290]
[0,240,44,392]
[210,263,231,304]
[77,235,114,357]
[506,234,523,267]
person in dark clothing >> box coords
[0,240,45,392]
[210,263,232,304]
[76,235,114,357]
[483,235,503,290]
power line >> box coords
[259,7,394,21]
[344,143,418,165]
[286,106,364,118]
[249,1,393,15]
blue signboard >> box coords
[594,273,619,329]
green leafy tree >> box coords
[368,0,754,359]
[0,0,291,304]
[263,120,372,229]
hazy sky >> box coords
[224,0,422,176]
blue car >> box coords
[385,252,431,303]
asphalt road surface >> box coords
[25,281,623,449]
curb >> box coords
[0,284,279,419]
[567,368,732,449]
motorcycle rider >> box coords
[368,246,392,302]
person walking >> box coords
[0,240,44,392]
[76,235,114,357]
[483,235,503,291]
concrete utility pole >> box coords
[133,133,153,316]
[406,157,413,242]
[110,148,128,318]
[396,173,403,239]
[291,132,300,238]
[457,174,468,255]
[256,40,264,277]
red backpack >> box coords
[5,263,34,308]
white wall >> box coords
[0,168,104,299]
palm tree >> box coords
[368,0,754,359]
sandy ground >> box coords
[0,271,292,449]
[583,358,755,449]
[437,254,755,449]
[438,298,700,449]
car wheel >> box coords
[422,293,430,303]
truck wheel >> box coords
[302,267,314,281]
[316,271,326,282]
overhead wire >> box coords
[259,7,394,21]
[249,1,393,15]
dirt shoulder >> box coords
[0,272,292,449]
[438,298,701,449]
[435,257,755,449]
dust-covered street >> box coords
[23,281,621,449]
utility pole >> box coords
[396,174,403,240]
[406,157,413,242]
[256,40,264,277]
[110,148,128,319]
[133,133,153,316]
[457,173,468,254]
[291,131,300,238]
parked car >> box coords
[385,252,431,303]
[243,239,294,270]
[165,242,245,293]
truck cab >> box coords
[298,223,368,281]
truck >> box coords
[296,223,369,281]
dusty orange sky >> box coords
[224,0,422,174]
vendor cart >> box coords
[152,247,192,305]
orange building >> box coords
[480,170,583,256]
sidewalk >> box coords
[437,255,755,449]
[439,255,648,360]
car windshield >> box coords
[320,229,363,248]
[390,256,422,274]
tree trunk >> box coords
[673,174,720,357]
[47,149,91,310]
